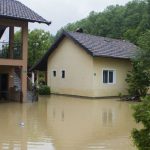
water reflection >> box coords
[102,108,116,127]
[0,95,138,150]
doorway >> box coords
[0,74,9,101]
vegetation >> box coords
[38,85,51,95]
[15,29,54,67]
[125,31,150,99]
[126,56,150,99]
[28,29,54,67]
[128,29,150,148]
[132,96,150,150]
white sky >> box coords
[18,0,131,35]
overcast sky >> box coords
[18,0,131,35]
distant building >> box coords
[31,31,137,98]
[0,0,50,102]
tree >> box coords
[14,30,22,43]
[126,30,150,98]
[28,29,54,67]
[126,57,150,98]
[132,96,150,150]
[137,30,150,52]
[14,29,54,67]
[147,0,150,29]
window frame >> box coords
[102,69,116,84]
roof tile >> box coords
[68,32,137,59]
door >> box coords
[0,74,8,100]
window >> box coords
[103,70,115,84]
[53,71,56,77]
[0,26,23,59]
[62,70,65,78]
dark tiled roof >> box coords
[68,32,137,59]
[30,31,138,71]
[0,0,51,25]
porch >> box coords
[0,19,28,102]
[0,66,22,102]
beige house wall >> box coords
[47,37,94,97]
[93,57,132,97]
[47,37,132,98]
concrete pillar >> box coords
[21,23,28,102]
[9,27,14,58]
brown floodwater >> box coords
[0,95,138,150]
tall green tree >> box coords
[147,0,150,28]
[28,29,54,67]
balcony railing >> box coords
[0,42,22,59]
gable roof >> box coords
[0,0,51,25]
[30,31,137,71]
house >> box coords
[0,0,50,102]
[31,30,137,98]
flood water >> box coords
[0,95,138,150]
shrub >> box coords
[38,85,51,95]
[132,96,150,150]
[126,59,150,99]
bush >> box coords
[132,96,150,150]
[38,85,51,95]
[126,59,150,99]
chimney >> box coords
[76,28,83,33]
